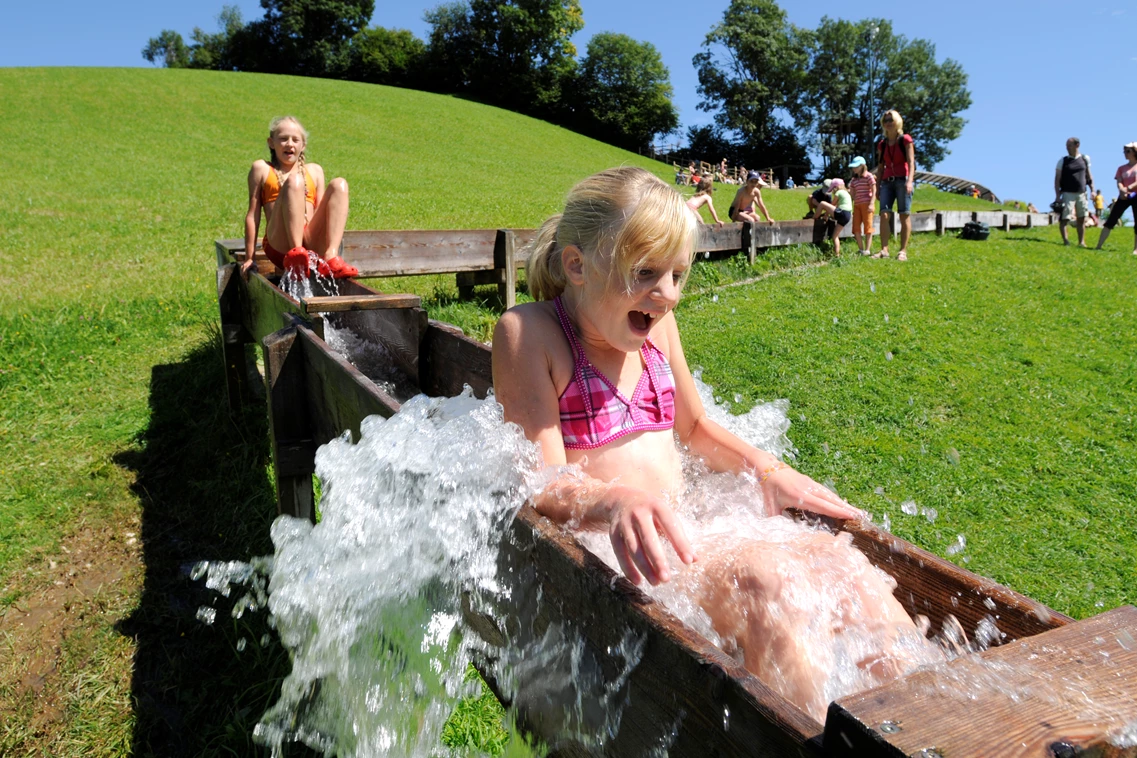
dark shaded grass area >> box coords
[113,332,293,757]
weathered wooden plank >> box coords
[908,213,938,233]
[834,518,1070,641]
[341,229,499,277]
[217,264,250,411]
[495,507,826,757]
[300,293,421,313]
[333,293,429,386]
[295,326,400,446]
[262,327,316,521]
[697,223,746,253]
[823,605,1137,758]
[419,321,493,399]
[495,229,517,309]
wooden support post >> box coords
[743,221,757,265]
[494,229,517,309]
[217,264,249,412]
[1002,213,1010,232]
[262,326,317,522]
[935,212,945,236]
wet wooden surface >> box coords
[823,605,1137,758]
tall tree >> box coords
[342,27,427,87]
[572,33,678,152]
[253,0,375,76]
[692,0,809,151]
[422,0,583,116]
[142,30,192,68]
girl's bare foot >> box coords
[897,250,908,261]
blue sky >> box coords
[4,0,1133,206]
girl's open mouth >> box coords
[628,310,655,333]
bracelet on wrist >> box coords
[758,462,789,484]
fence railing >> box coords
[216,210,1054,310]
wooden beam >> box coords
[300,293,422,313]
[261,326,315,521]
[935,212,945,236]
[419,321,493,399]
[217,264,250,411]
[341,229,499,277]
[823,605,1137,758]
[494,229,517,309]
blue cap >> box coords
[849,156,867,168]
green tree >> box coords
[142,30,191,68]
[343,27,427,87]
[573,33,678,152]
[692,0,809,150]
[253,0,375,76]
[422,0,584,117]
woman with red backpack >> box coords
[871,110,916,261]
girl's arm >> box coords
[756,190,774,223]
[905,140,916,195]
[661,313,862,519]
[492,307,695,585]
[708,199,723,226]
[243,163,267,277]
[309,163,327,208]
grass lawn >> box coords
[2,67,1135,755]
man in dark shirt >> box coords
[1054,137,1094,247]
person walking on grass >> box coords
[848,156,877,255]
[1095,142,1137,255]
[1093,188,1105,221]
[872,110,916,261]
[1054,136,1094,247]
[686,179,724,227]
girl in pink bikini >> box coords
[492,167,940,720]
[241,115,358,281]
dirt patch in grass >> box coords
[0,517,141,750]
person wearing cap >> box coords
[729,170,774,225]
[805,178,833,219]
[848,156,877,255]
[812,179,853,257]
[873,110,916,261]
[1094,142,1137,255]
[1054,137,1094,247]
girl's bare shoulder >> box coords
[249,159,272,177]
[495,301,560,348]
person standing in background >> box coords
[1054,137,1094,247]
[873,110,915,261]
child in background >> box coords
[242,115,358,281]
[492,167,941,720]
[813,179,853,257]
[686,179,724,227]
[729,171,775,224]
[849,157,877,255]
[805,179,833,219]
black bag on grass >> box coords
[961,221,990,241]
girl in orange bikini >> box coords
[241,115,357,280]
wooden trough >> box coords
[215,220,1135,757]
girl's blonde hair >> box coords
[526,167,697,301]
[267,115,309,169]
[881,109,904,135]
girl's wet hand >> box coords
[606,486,695,587]
[763,467,864,521]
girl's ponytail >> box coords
[524,213,564,301]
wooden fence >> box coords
[216,211,1055,311]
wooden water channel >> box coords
[215,214,1137,757]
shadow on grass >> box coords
[114,329,297,757]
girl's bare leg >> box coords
[833,224,845,256]
[899,213,912,253]
[305,177,350,260]
[879,211,892,253]
[265,172,309,253]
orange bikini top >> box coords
[261,166,317,207]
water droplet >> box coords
[196,606,217,625]
[190,562,208,581]
[908,397,914,406]
[260,634,271,647]
[883,314,889,323]
[881,513,891,531]
[734,393,742,403]
[731,308,736,314]
[946,448,960,466]
[885,351,893,361]
[875,486,886,496]
[870,282,876,293]
[945,534,967,556]
[833,316,839,324]
[900,500,918,516]
[704,251,711,259]
[712,294,719,303]
[236,637,247,652]
[822,442,830,454]
[921,506,937,523]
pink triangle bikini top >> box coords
[553,296,677,450]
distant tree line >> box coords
[144,0,970,173]
[143,0,678,153]
[691,0,970,177]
